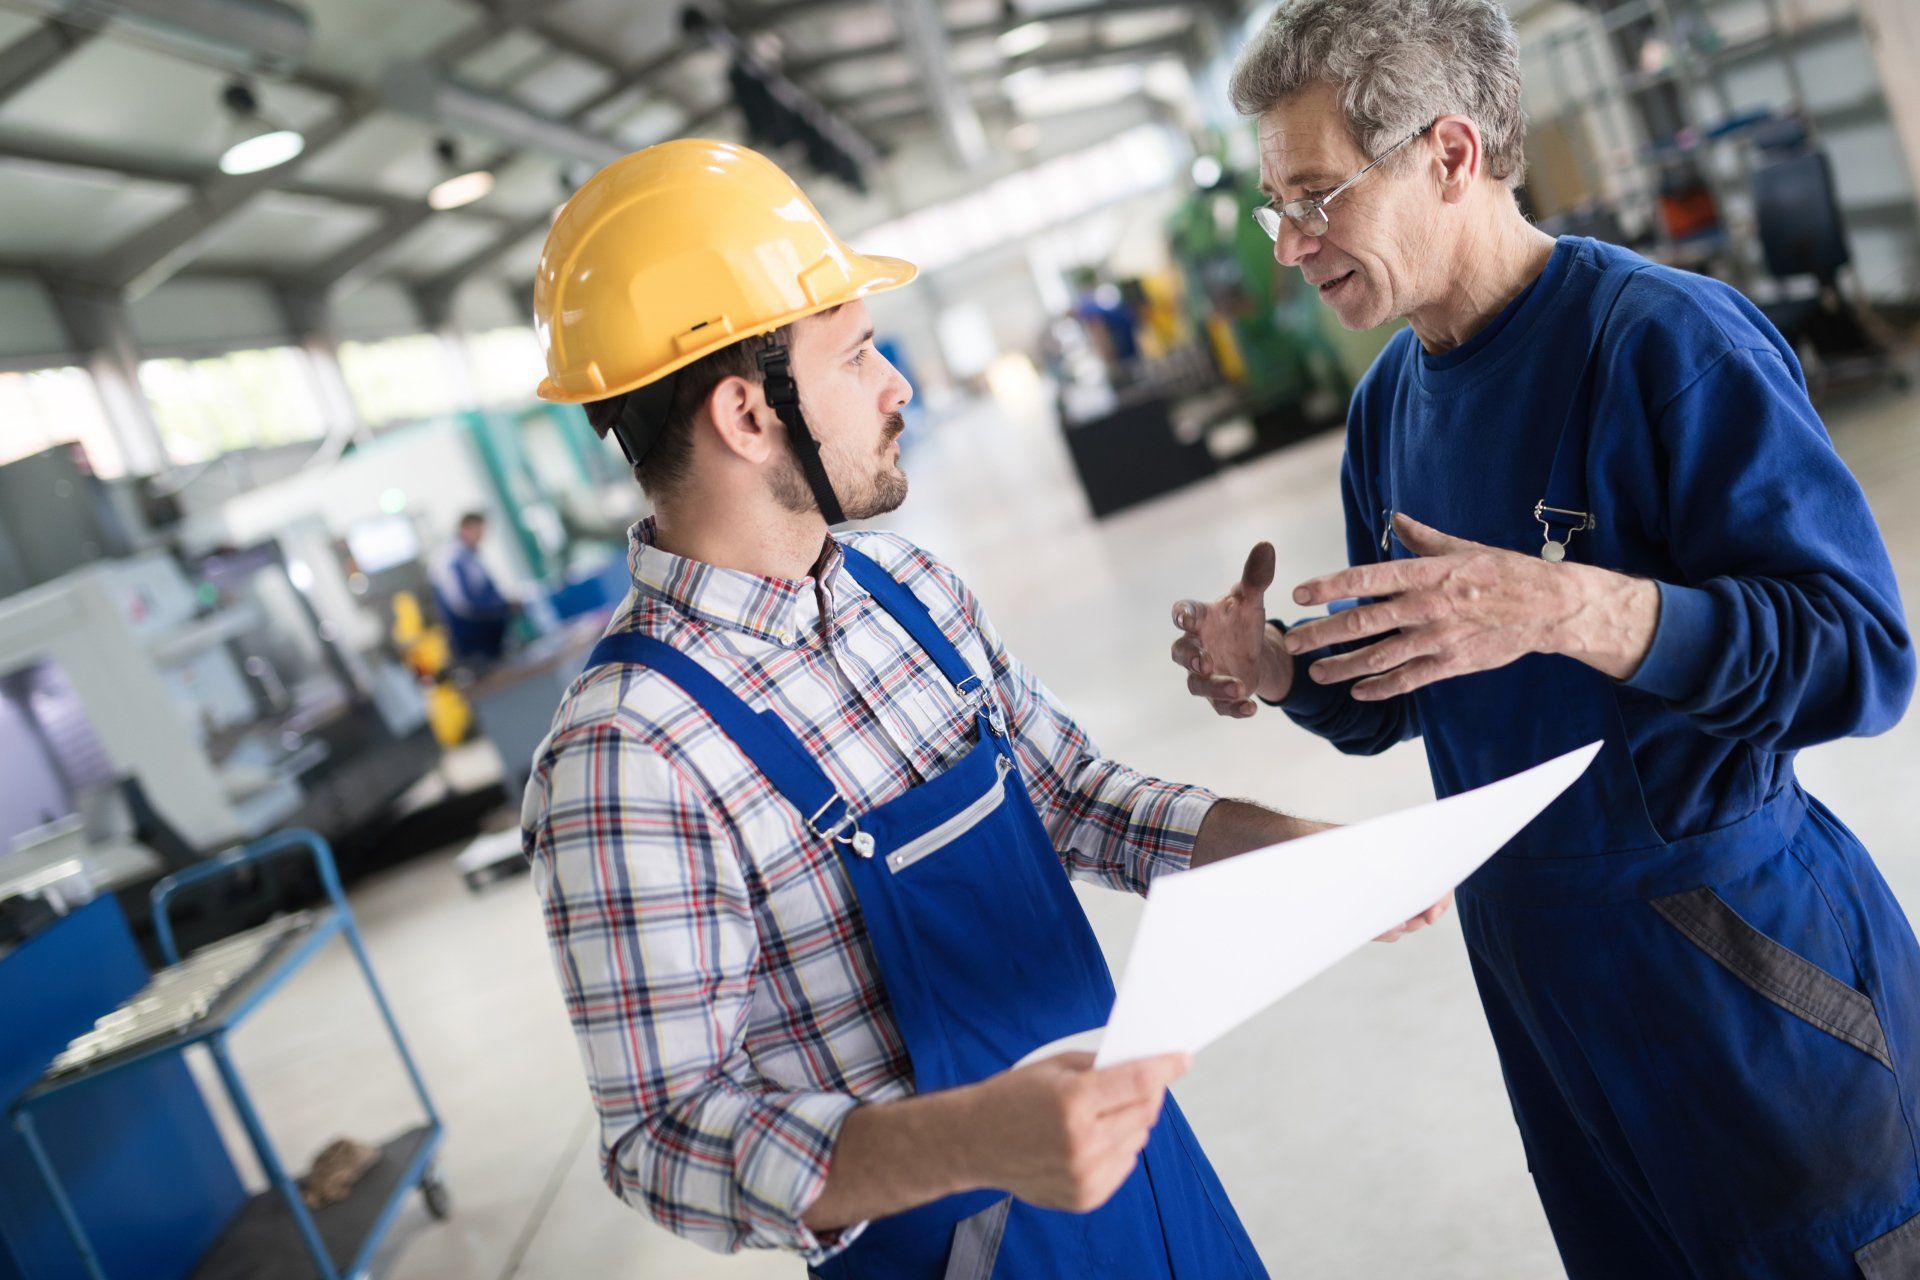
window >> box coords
[338,334,464,427]
[0,366,124,477]
[140,347,326,464]
[464,327,546,406]
[855,125,1185,273]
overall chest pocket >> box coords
[885,755,1012,874]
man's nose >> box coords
[1274,219,1318,269]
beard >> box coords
[772,411,909,521]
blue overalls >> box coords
[584,545,1267,1280]
[1367,266,1920,1277]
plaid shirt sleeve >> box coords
[891,539,1217,895]
[526,714,864,1262]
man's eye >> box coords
[850,347,867,365]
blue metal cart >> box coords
[8,830,447,1280]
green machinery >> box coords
[458,402,635,585]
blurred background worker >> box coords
[429,511,517,662]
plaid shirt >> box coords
[522,521,1215,1262]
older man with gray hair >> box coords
[1171,1,1920,1276]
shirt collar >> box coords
[624,517,870,645]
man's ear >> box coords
[1431,116,1483,205]
[705,375,781,464]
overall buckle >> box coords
[1533,501,1595,563]
[807,793,874,858]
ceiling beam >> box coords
[426,0,557,66]
[456,0,698,113]
[778,1,1187,82]
[33,0,880,312]
[886,0,987,169]
[8,0,313,73]
[836,28,1197,113]
[735,0,878,36]
[845,32,1198,126]
[383,65,627,168]
[62,0,528,302]
[0,130,527,224]
[0,20,96,109]
[294,142,518,292]
[782,19,998,80]
[81,98,382,299]
[413,208,553,315]
[294,205,437,296]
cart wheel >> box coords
[420,1171,451,1220]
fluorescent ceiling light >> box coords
[217,80,304,175]
[996,21,1051,58]
[429,169,496,210]
[220,126,305,175]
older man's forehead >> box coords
[1255,95,1362,192]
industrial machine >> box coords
[0,541,438,947]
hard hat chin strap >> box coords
[756,343,847,526]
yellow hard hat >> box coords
[533,138,918,404]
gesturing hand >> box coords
[1171,543,1292,717]
[1282,513,1654,701]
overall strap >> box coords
[838,544,984,700]
[1536,260,1653,558]
[582,633,859,843]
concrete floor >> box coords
[213,370,1920,1280]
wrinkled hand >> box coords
[1375,892,1453,942]
[1284,514,1584,702]
[1171,544,1291,717]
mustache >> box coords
[882,412,906,441]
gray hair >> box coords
[1229,0,1527,187]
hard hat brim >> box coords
[536,252,919,405]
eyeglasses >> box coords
[1252,121,1435,241]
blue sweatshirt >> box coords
[1282,236,1913,840]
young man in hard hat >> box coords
[522,139,1439,1278]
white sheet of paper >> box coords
[1040,741,1601,1069]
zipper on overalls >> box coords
[884,755,1014,873]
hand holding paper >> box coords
[1020,742,1602,1069]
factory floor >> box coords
[212,370,1920,1280]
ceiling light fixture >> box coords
[996,21,1051,58]
[218,81,305,176]
[428,137,495,211]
